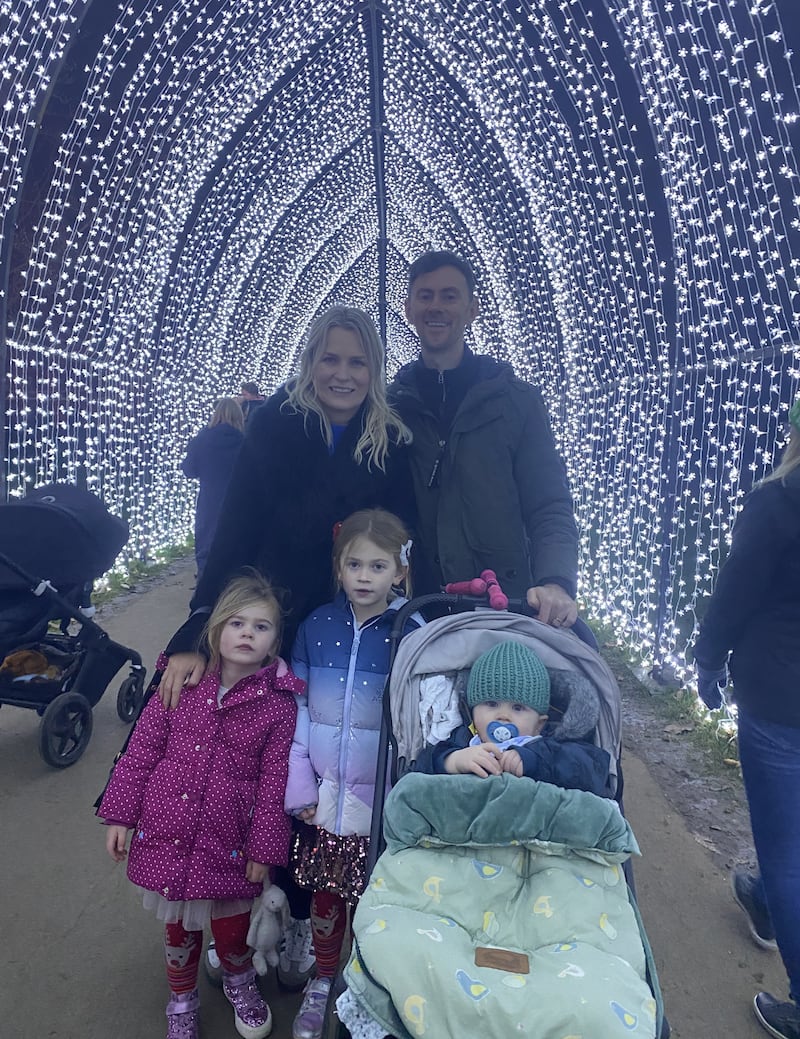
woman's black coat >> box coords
[169,388,415,656]
[694,468,800,728]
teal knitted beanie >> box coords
[466,641,551,714]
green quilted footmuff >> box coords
[344,772,657,1039]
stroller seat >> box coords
[387,610,621,795]
[0,592,53,651]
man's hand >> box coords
[105,825,131,862]
[499,749,524,777]
[246,861,268,884]
[526,583,578,628]
[158,652,206,709]
[443,744,502,777]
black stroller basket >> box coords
[0,484,146,767]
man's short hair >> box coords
[407,251,476,298]
[241,380,260,395]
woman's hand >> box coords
[443,744,502,777]
[105,825,131,862]
[158,652,206,709]
[296,806,317,822]
[246,860,268,884]
[696,665,728,710]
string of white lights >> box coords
[2,0,798,673]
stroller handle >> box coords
[390,592,598,651]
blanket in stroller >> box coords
[342,772,657,1039]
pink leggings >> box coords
[164,912,251,994]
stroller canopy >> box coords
[0,484,129,591]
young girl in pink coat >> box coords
[98,571,304,1039]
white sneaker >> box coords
[277,917,316,992]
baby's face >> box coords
[472,700,547,743]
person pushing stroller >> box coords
[415,640,610,796]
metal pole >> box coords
[365,2,387,344]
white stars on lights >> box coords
[2,0,799,671]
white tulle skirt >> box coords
[138,887,252,931]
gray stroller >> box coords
[322,594,667,1039]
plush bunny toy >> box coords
[246,883,291,975]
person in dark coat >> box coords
[694,399,800,1039]
[238,381,266,423]
[163,309,414,681]
[159,306,414,995]
[181,397,245,577]
[389,250,579,629]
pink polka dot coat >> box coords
[98,655,304,901]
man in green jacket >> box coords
[389,250,579,629]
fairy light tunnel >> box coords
[1,0,799,674]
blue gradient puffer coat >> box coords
[285,593,417,836]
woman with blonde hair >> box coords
[284,307,409,471]
[694,397,800,1039]
[181,397,245,577]
[162,307,414,991]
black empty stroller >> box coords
[0,483,146,767]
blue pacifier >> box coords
[487,720,519,743]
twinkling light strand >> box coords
[0,1,86,287]
[2,0,799,674]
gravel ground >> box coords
[604,641,757,874]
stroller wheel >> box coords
[39,692,93,767]
[116,674,143,722]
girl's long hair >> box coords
[333,508,412,598]
[283,306,411,471]
[203,570,282,673]
[209,397,245,433]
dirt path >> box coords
[0,560,788,1037]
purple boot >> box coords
[166,989,199,1039]
[222,968,273,1039]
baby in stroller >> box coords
[414,639,610,796]
[336,612,662,1039]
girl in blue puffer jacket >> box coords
[284,508,420,1039]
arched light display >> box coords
[1,0,798,674]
